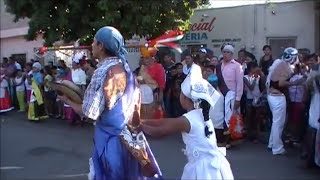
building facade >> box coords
[0,0,45,66]
[1,0,319,69]
[180,0,319,59]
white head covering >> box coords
[32,62,42,70]
[222,45,234,54]
[72,52,85,64]
[181,64,221,109]
[181,64,222,134]
[199,48,207,54]
[282,47,298,64]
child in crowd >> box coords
[205,65,225,145]
[164,64,177,117]
[44,65,56,116]
[24,63,33,105]
[171,63,186,117]
[0,66,14,113]
[142,65,233,179]
[288,64,306,144]
[243,62,264,143]
[14,70,26,112]
[28,62,48,121]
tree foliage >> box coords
[5,0,208,46]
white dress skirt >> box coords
[181,109,234,180]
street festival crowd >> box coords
[0,26,320,179]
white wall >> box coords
[255,0,315,57]
[181,5,249,56]
[182,0,316,60]
[0,35,44,62]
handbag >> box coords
[229,114,244,140]
[119,125,161,178]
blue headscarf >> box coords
[95,26,128,63]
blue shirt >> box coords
[33,72,43,85]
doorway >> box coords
[267,37,297,59]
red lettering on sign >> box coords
[190,17,216,32]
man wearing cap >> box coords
[199,48,208,66]
[216,45,244,148]
[217,45,244,123]
[57,26,161,179]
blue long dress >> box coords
[90,61,161,180]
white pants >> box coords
[225,91,240,127]
[267,94,286,155]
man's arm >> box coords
[234,64,244,111]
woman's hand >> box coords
[57,94,69,104]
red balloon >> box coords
[39,46,47,54]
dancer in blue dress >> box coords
[58,26,161,180]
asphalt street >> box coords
[1,111,319,180]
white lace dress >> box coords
[181,109,234,180]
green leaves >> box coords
[4,0,206,45]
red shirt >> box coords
[146,62,166,90]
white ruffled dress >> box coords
[181,109,234,180]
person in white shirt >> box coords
[14,70,26,112]
[15,61,22,70]
[243,62,265,143]
[24,63,33,104]
[182,54,195,75]
[71,53,87,92]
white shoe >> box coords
[273,150,286,156]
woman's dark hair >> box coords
[170,64,177,71]
[238,49,247,55]
[200,100,213,137]
[307,53,318,60]
[294,63,302,73]
[205,65,216,72]
[211,55,219,60]
[44,65,52,76]
[86,59,95,68]
[58,60,67,69]
[175,62,183,67]
[246,52,257,62]
[262,45,271,51]
[247,61,258,72]
[26,62,33,68]
[51,65,58,70]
